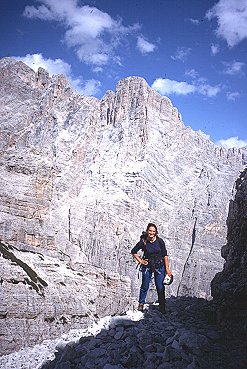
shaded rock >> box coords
[211,168,247,325]
[211,167,247,365]
[1,298,245,369]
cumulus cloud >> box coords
[15,53,72,75]
[226,91,241,101]
[14,53,101,96]
[23,0,139,66]
[137,36,156,54]
[211,43,220,55]
[206,0,247,47]
[152,77,220,97]
[171,46,192,62]
[152,79,195,95]
[222,61,245,75]
[216,136,247,149]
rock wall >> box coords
[0,57,245,354]
[211,168,247,328]
[0,241,133,355]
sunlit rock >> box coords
[0,57,245,354]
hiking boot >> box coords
[137,304,144,312]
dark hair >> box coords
[146,223,158,235]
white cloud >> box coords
[152,79,196,95]
[185,69,199,79]
[197,84,221,97]
[92,66,103,73]
[15,53,72,75]
[80,79,101,96]
[185,69,207,86]
[211,43,220,55]
[186,67,242,100]
[206,0,247,47]
[226,91,241,101]
[187,18,200,25]
[23,0,139,66]
[23,3,55,20]
[185,69,208,85]
[137,36,156,54]
[113,56,123,66]
[14,53,101,96]
[222,61,245,75]
[171,46,191,62]
[216,136,247,149]
[152,78,220,97]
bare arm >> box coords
[164,255,172,276]
[132,253,148,265]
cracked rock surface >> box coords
[0,57,246,355]
[0,57,245,303]
[0,241,133,356]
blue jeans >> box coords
[139,265,165,307]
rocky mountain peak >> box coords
[0,58,246,355]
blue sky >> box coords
[1,0,247,148]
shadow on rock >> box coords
[39,296,245,369]
[210,167,247,369]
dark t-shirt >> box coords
[131,237,167,260]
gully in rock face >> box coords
[131,223,172,314]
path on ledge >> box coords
[0,297,246,369]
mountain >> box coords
[0,57,245,354]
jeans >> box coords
[139,264,165,307]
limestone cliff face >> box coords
[0,58,133,355]
[0,58,245,353]
[0,241,132,356]
[211,168,247,328]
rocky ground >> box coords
[1,296,246,369]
